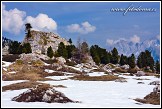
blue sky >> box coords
[2,2,160,48]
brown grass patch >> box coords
[70,75,119,81]
[2,81,66,92]
[114,67,128,73]
[134,92,160,105]
[2,54,20,62]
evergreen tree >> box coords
[120,54,128,66]
[47,46,54,58]
[110,47,119,64]
[68,38,72,44]
[57,42,68,59]
[8,41,21,54]
[23,43,32,53]
[137,50,155,71]
[128,54,135,68]
[66,45,76,59]
[25,23,32,38]
[155,60,160,73]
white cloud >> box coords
[130,35,140,43]
[2,4,26,34]
[67,21,96,34]
[25,13,57,32]
[106,39,114,45]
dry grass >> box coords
[114,67,128,73]
[2,54,20,62]
[70,75,119,81]
[134,92,160,105]
[2,81,66,92]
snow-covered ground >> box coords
[1,74,160,108]
[88,72,107,77]
[44,69,56,73]
[2,61,13,67]
[2,80,29,87]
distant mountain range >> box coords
[107,37,160,61]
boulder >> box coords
[56,57,66,65]
[153,85,160,93]
[115,78,127,83]
[137,82,145,84]
[12,84,77,103]
[135,71,146,76]
[121,64,129,70]
[149,81,160,85]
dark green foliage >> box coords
[2,37,13,48]
[119,54,128,66]
[68,38,72,44]
[128,54,135,68]
[22,43,32,54]
[25,23,32,38]
[90,45,111,64]
[66,45,76,59]
[47,46,54,58]
[137,50,154,71]
[110,47,119,64]
[57,42,68,59]
[8,41,20,54]
[155,60,160,74]
[9,41,32,54]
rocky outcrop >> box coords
[135,71,145,76]
[149,81,160,85]
[12,84,77,103]
[22,30,70,54]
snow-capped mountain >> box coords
[107,37,160,61]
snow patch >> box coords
[88,72,107,77]
[44,69,56,73]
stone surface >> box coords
[22,30,70,54]
[12,84,76,103]
[135,71,146,76]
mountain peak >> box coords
[107,36,160,61]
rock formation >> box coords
[22,30,70,54]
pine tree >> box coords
[57,42,68,59]
[8,41,21,54]
[128,54,135,68]
[111,47,119,64]
[68,38,72,44]
[25,23,32,38]
[66,45,76,59]
[23,43,32,53]
[120,54,128,66]
[155,60,160,73]
[47,46,54,58]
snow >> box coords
[44,69,56,73]
[3,68,7,71]
[45,75,73,80]
[2,74,160,108]
[44,63,50,66]
[2,80,29,87]
[8,71,16,74]
[88,72,107,77]
[2,61,13,67]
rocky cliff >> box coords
[22,30,70,54]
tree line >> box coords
[46,38,159,73]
